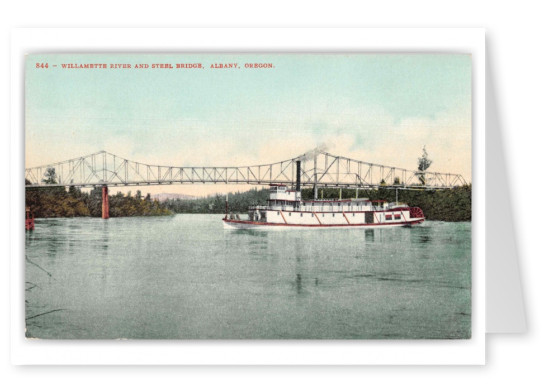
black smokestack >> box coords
[296,160,301,191]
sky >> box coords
[25,53,471,196]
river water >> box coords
[25,214,471,339]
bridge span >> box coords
[25,150,467,219]
[25,150,466,190]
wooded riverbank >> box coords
[26,182,470,222]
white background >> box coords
[1,0,548,389]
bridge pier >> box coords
[102,185,109,219]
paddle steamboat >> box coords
[222,162,424,230]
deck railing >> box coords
[250,203,395,213]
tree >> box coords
[39,167,66,197]
[42,167,57,184]
[87,186,103,217]
[417,146,433,185]
[68,180,81,198]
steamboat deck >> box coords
[222,185,424,230]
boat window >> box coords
[300,213,303,217]
[385,214,392,220]
[289,213,291,216]
[394,214,400,220]
[311,213,314,217]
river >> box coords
[25,214,471,339]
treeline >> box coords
[161,188,269,214]
[26,181,471,221]
[300,185,472,221]
[25,181,172,218]
[161,185,471,221]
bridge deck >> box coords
[25,150,467,189]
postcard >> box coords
[13,28,486,365]
[24,52,473,340]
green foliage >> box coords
[161,188,270,214]
[417,146,433,185]
[25,186,90,218]
[25,185,172,218]
[24,177,470,221]
[42,167,57,184]
[162,185,471,221]
[109,190,171,217]
[301,185,472,221]
[418,146,433,172]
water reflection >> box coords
[364,229,374,242]
[25,229,35,246]
[46,237,60,258]
[100,222,110,254]
[38,218,63,227]
[227,229,268,238]
[291,272,322,296]
[418,235,431,243]
[295,273,302,294]
[413,226,432,244]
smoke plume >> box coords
[299,142,333,162]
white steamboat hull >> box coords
[223,185,425,230]
[222,218,424,230]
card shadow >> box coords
[486,37,527,333]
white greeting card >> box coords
[11,27,489,365]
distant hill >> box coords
[152,193,197,202]
[159,188,270,214]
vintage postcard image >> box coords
[24,53,472,339]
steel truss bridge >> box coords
[25,150,467,191]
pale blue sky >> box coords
[26,53,471,195]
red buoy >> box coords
[25,207,34,230]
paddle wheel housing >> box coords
[409,206,424,219]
